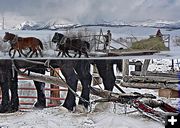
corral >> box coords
[0,59,178,124]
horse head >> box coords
[3,32,15,42]
[52,32,64,43]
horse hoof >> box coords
[34,101,46,109]
[8,107,19,113]
[0,104,9,113]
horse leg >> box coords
[33,69,46,108]
[84,52,89,58]
[20,50,28,57]
[73,50,77,57]
[9,48,16,58]
[34,81,46,109]
[9,70,19,112]
[82,46,89,58]
[37,47,43,57]
[0,65,11,113]
[0,81,10,113]
[26,48,32,57]
[33,48,38,57]
[12,50,16,58]
[17,50,21,57]
[62,50,68,57]
[28,68,46,109]
[9,47,13,57]
[95,60,116,91]
[57,51,61,57]
[62,47,71,57]
[116,60,123,72]
[35,51,38,57]
[78,51,81,58]
[74,60,92,109]
[29,49,36,58]
[66,50,72,58]
[61,61,78,111]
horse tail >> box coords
[38,39,44,50]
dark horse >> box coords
[52,32,90,58]
[0,59,123,112]
[3,32,44,58]
[61,59,124,111]
[0,60,18,113]
[0,60,92,112]
[0,60,46,113]
[30,60,123,111]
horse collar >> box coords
[12,35,18,44]
[59,36,66,45]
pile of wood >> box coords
[121,70,179,98]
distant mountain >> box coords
[12,20,180,30]
[13,21,78,30]
[132,20,180,30]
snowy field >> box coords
[0,26,180,58]
[0,59,179,128]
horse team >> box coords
[2,32,90,58]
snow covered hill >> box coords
[12,20,180,31]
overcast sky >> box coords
[0,0,180,27]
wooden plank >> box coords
[120,82,178,90]
[90,87,155,100]
[158,88,179,98]
[122,59,129,77]
[123,75,179,84]
[131,71,178,78]
[50,69,61,105]
[108,50,158,56]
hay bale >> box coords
[130,37,168,51]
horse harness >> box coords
[10,35,18,46]
[58,36,67,45]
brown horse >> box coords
[3,32,44,58]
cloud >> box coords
[0,0,180,27]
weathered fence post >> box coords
[140,59,150,76]
[50,68,61,105]
[122,59,129,77]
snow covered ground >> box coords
[0,59,179,128]
[0,103,164,128]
